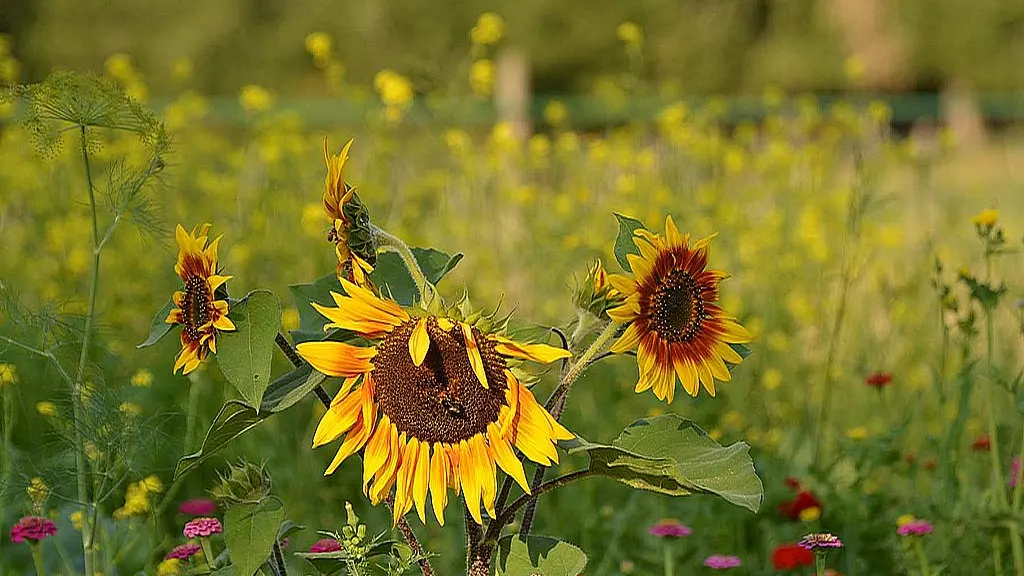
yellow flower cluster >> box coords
[470,13,505,46]
[130,369,153,387]
[113,475,164,520]
[27,477,49,512]
[373,69,414,122]
[0,363,17,386]
[104,53,148,101]
[470,59,495,98]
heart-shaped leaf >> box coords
[288,274,345,344]
[224,499,286,576]
[495,535,588,576]
[565,414,762,512]
[612,213,645,272]
[216,290,281,409]
[174,401,263,479]
[137,298,175,348]
[370,248,463,306]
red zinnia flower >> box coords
[309,538,343,553]
[772,543,814,570]
[178,498,217,517]
[10,516,57,543]
[778,490,823,521]
[972,435,991,451]
[784,477,802,490]
[865,372,892,388]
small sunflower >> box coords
[607,216,751,403]
[297,278,573,525]
[323,138,375,286]
[165,224,235,374]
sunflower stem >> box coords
[385,495,435,576]
[545,320,622,415]
[74,124,99,576]
[370,223,437,305]
[493,469,594,531]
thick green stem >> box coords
[31,542,47,576]
[370,224,436,304]
[200,539,216,570]
[545,321,622,415]
[913,539,932,576]
[74,125,99,576]
[814,553,827,576]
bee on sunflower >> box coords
[165,224,236,374]
[323,139,376,286]
[296,277,573,525]
[607,216,751,403]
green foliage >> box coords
[495,535,588,576]
[370,248,464,306]
[566,414,762,512]
[216,290,282,408]
[223,498,286,576]
[137,299,174,348]
[612,213,645,272]
[175,403,265,479]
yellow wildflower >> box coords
[846,426,869,440]
[544,101,568,126]
[171,58,193,81]
[0,363,17,386]
[130,369,153,388]
[843,55,866,83]
[470,13,505,46]
[70,510,84,531]
[762,369,782,391]
[616,22,643,46]
[799,506,822,522]
[239,85,274,113]
[27,477,49,508]
[281,307,300,332]
[157,559,183,576]
[142,475,164,493]
[469,59,495,97]
[373,70,414,109]
[119,402,142,417]
[36,401,56,417]
[971,208,998,227]
[896,514,916,527]
[305,31,333,64]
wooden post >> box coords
[495,47,531,141]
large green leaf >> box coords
[370,248,464,306]
[216,290,281,409]
[495,535,587,576]
[224,499,286,576]
[174,401,263,479]
[137,298,174,348]
[565,414,762,512]
[174,368,329,479]
[288,273,345,343]
[612,213,645,272]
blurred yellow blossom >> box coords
[70,510,84,531]
[36,401,56,417]
[843,55,866,83]
[721,410,743,430]
[444,129,471,155]
[469,59,495,97]
[171,58,193,81]
[305,31,333,64]
[239,85,274,113]
[0,363,17,386]
[119,402,142,417]
[799,506,822,522]
[762,368,783,391]
[27,477,49,508]
[374,70,414,122]
[971,208,998,227]
[85,442,102,462]
[281,307,300,332]
[114,477,162,519]
[544,101,568,126]
[142,475,164,493]
[896,514,916,527]
[158,559,184,576]
[470,13,505,46]
[104,53,134,79]
[130,369,153,388]
[709,428,723,441]
[846,426,869,440]
[616,22,643,46]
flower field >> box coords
[1,18,1023,576]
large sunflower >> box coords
[296,278,573,525]
[165,224,236,374]
[607,216,751,403]
[323,138,374,286]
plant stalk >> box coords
[370,223,436,304]
[30,542,47,576]
[913,539,932,576]
[662,540,675,576]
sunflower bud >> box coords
[211,460,272,505]
[574,259,622,318]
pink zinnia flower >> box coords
[898,519,934,536]
[799,532,843,550]
[178,498,217,517]
[704,555,742,569]
[309,538,343,553]
[166,543,202,560]
[647,519,692,538]
[183,517,222,539]
[10,516,57,543]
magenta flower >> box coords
[166,543,202,560]
[898,520,934,536]
[799,532,843,550]
[647,519,692,538]
[309,538,343,553]
[1010,457,1022,489]
[178,498,217,517]
[704,555,742,569]
[183,517,223,539]
[10,516,57,543]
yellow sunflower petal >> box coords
[296,341,376,377]
[312,387,363,447]
[429,443,449,526]
[393,438,419,523]
[413,441,431,524]
[715,341,744,365]
[665,215,683,247]
[488,423,530,493]
[458,440,483,524]
[473,434,497,518]
[339,277,410,324]
[675,355,699,397]
[369,426,402,504]
[610,321,644,354]
[325,417,371,475]
[213,315,235,331]
[362,416,392,490]
[409,318,430,367]
[625,252,654,283]
[208,274,232,291]
[492,336,571,364]
[606,274,638,296]
[462,323,489,389]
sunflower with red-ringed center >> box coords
[607,216,751,403]
[165,223,236,375]
[296,278,574,525]
[323,138,374,286]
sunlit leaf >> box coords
[174,401,262,479]
[137,299,174,348]
[612,213,645,272]
[370,248,463,306]
[216,290,281,409]
[224,499,286,576]
[565,414,762,512]
[495,535,587,576]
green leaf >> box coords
[495,535,588,576]
[277,520,305,541]
[565,414,763,512]
[370,248,464,306]
[224,499,286,576]
[259,364,326,413]
[295,540,400,575]
[137,299,174,348]
[216,290,282,409]
[612,213,645,272]
[727,343,752,372]
[174,401,263,479]
[288,273,344,343]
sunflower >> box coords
[323,138,375,286]
[607,216,751,403]
[165,224,235,374]
[296,278,573,525]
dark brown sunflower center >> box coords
[181,275,212,342]
[372,318,508,444]
[650,268,704,343]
